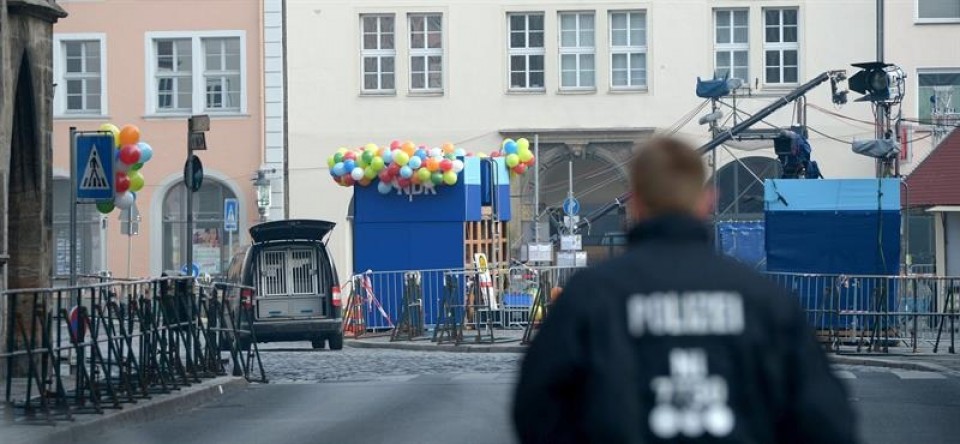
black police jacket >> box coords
[514,215,858,444]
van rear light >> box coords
[240,288,254,309]
[332,286,342,307]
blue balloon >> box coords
[377,181,393,194]
[408,156,422,169]
[137,142,154,163]
[414,149,427,160]
[382,149,393,165]
[454,148,467,157]
[400,166,413,179]
[504,141,519,155]
[332,162,346,176]
[343,159,356,172]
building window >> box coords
[763,8,799,85]
[609,11,647,90]
[203,38,242,111]
[917,0,960,22]
[53,178,103,281]
[155,39,193,112]
[409,13,443,92]
[508,12,545,91]
[714,9,749,82]
[361,14,396,93]
[148,32,246,115]
[559,12,596,90]
[918,70,960,124]
[162,179,239,276]
[54,35,106,116]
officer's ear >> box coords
[695,186,716,220]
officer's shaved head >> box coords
[629,137,710,219]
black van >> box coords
[226,219,343,350]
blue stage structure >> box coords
[764,179,901,329]
[353,157,511,328]
[717,221,765,270]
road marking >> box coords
[451,373,504,382]
[833,370,857,380]
[891,370,947,380]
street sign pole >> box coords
[185,120,193,275]
[69,127,77,286]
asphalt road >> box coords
[87,348,960,444]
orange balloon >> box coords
[401,142,416,156]
[119,125,140,146]
[425,158,440,172]
[441,143,455,154]
[359,178,372,186]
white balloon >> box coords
[350,167,365,181]
[429,148,442,158]
[114,192,135,209]
[452,160,465,173]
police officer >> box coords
[513,137,858,444]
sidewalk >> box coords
[1,376,248,444]
[351,331,960,375]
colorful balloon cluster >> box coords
[327,138,537,194]
[483,138,536,176]
[94,123,154,214]
[328,141,467,194]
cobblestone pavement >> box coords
[257,342,522,383]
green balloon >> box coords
[443,170,457,185]
[334,152,344,163]
[371,156,385,171]
[417,167,431,182]
[363,166,377,180]
[131,162,144,171]
[361,150,374,165]
[431,172,443,185]
[96,201,115,214]
[327,156,336,168]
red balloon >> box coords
[342,176,355,186]
[490,151,502,158]
[397,178,412,188]
[119,144,141,165]
[390,140,401,150]
[343,151,357,161]
[378,170,392,182]
[526,156,536,166]
[388,163,401,175]
[513,164,528,174]
[116,173,130,193]
[440,159,453,172]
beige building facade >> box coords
[284,0,958,273]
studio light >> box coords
[848,62,905,103]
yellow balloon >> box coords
[99,123,121,147]
[517,138,530,152]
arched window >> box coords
[711,156,782,219]
[162,179,239,276]
[52,178,104,280]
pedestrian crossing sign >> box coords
[224,198,239,232]
[75,133,115,201]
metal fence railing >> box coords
[766,272,958,354]
[341,264,583,344]
[1,276,266,422]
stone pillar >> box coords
[0,0,67,380]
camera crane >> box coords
[572,70,848,233]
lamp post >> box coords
[254,169,272,222]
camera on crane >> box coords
[848,62,905,103]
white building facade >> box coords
[284,0,960,273]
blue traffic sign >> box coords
[181,263,200,277]
[223,198,239,232]
[75,134,115,201]
[563,197,581,216]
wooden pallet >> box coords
[464,216,509,325]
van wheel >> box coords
[311,338,326,350]
[327,334,344,351]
